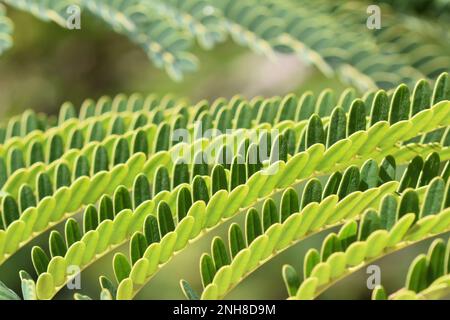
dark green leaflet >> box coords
[301,179,323,208]
[157,202,175,236]
[99,195,114,221]
[19,185,36,212]
[200,254,216,288]
[65,218,82,247]
[133,174,151,208]
[211,237,230,270]
[144,215,161,245]
[31,246,50,275]
[154,166,170,195]
[245,208,262,245]
[113,253,131,283]
[228,223,246,259]
[48,134,64,163]
[1,196,20,228]
[177,187,192,221]
[83,205,99,233]
[113,186,132,214]
[389,84,410,124]
[348,99,366,135]
[49,231,67,257]
[130,232,148,265]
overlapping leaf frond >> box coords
[1,0,449,86]
[283,173,450,300]
[372,237,450,300]
[184,156,449,300]
[0,72,449,300]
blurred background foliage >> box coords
[0,2,449,300]
[0,6,347,120]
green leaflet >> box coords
[69,129,84,150]
[337,166,360,199]
[379,195,397,231]
[133,174,151,208]
[280,188,299,222]
[407,255,429,292]
[130,232,148,265]
[389,84,411,124]
[411,80,432,116]
[327,107,346,147]
[114,186,132,215]
[99,195,114,221]
[9,148,25,174]
[155,123,171,152]
[49,231,67,258]
[193,176,209,203]
[154,166,170,195]
[301,179,322,209]
[113,253,131,283]
[398,190,420,220]
[370,90,389,125]
[32,246,50,276]
[323,172,342,198]
[228,223,246,259]
[56,163,71,188]
[432,72,450,104]
[176,186,192,222]
[144,215,161,245]
[113,138,130,165]
[379,156,396,184]
[83,205,99,233]
[420,178,445,218]
[173,160,190,188]
[29,142,45,164]
[245,209,262,245]
[158,202,175,236]
[262,199,278,232]
[201,254,216,288]
[65,218,82,247]
[48,134,64,163]
[89,121,105,142]
[93,145,109,173]
[1,195,20,228]
[398,156,424,192]
[348,99,366,135]
[360,159,379,191]
[230,156,246,190]
[211,165,228,194]
[212,237,230,270]
[419,153,441,187]
[304,249,320,278]
[283,265,300,297]
[74,155,90,178]
[18,185,36,213]
[306,115,325,148]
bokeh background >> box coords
[0,5,448,300]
